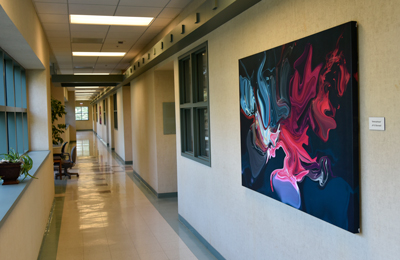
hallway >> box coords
[38,131,216,260]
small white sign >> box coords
[369,117,385,131]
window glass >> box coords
[75,106,89,121]
[0,52,28,154]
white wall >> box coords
[130,68,177,194]
[113,87,132,162]
[173,0,400,259]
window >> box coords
[113,94,118,129]
[0,50,29,156]
[75,106,89,120]
[178,42,210,165]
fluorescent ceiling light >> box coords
[75,86,101,88]
[74,73,110,75]
[70,15,153,26]
[75,90,99,93]
[73,52,125,57]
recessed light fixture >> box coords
[74,73,110,75]
[75,86,101,88]
[75,90,98,93]
[73,52,125,57]
[70,15,153,26]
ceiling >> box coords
[32,0,194,76]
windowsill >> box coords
[0,150,50,229]
[181,152,211,167]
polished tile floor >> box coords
[38,131,216,260]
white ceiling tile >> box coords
[70,24,109,33]
[56,58,72,64]
[106,31,141,39]
[70,31,107,39]
[72,62,96,67]
[51,46,71,53]
[49,41,70,48]
[68,0,119,4]
[60,69,74,74]
[103,38,136,46]
[48,37,71,43]
[113,63,130,70]
[101,44,130,52]
[35,3,68,15]
[68,4,117,16]
[72,57,99,63]
[45,30,70,38]
[71,43,102,52]
[38,14,69,24]
[115,6,162,17]
[94,64,113,69]
[107,26,147,34]
[97,57,124,63]
[34,0,67,3]
[157,8,181,19]
[42,23,70,31]
[118,0,169,7]
[167,0,193,8]
[149,17,172,27]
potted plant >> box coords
[51,98,67,145]
[0,149,35,185]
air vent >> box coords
[72,38,103,44]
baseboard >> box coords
[179,215,225,260]
[131,170,177,198]
[76,129,93,131]
[112,151,133,165]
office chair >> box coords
[54,142,70,160]
[61,146,79,179]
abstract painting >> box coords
[239,22,359,233]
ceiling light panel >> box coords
[75,90,99,92]
[74,73,110,75]
[70,15,153,26]
[75,86,101,89]
[73,52,125,56]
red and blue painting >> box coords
[239,22,359,233]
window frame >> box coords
[75,106,89,121]
[0,50,29,156]
[178,42,211,166]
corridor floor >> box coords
[38,131,216,260]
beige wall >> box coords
[130,68,177,194]
[113,89,124,159]
[75,101,92,131]
[154,70,177,193]
[131,70,158,190]
[66,91,76,141]
[173,0,400,259]
[0,156,54,260]
[0,1,54,259]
